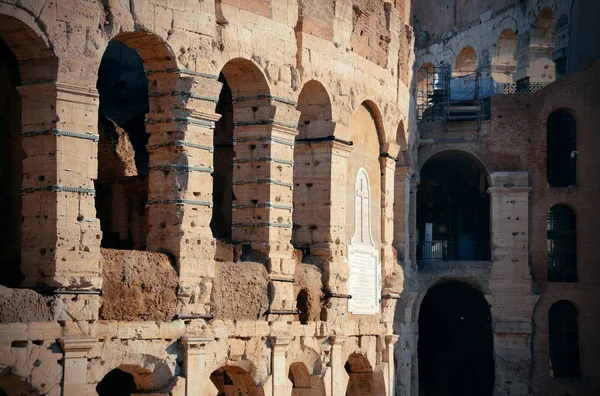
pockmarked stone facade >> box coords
[0,0,599,395]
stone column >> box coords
[145,69,222,315]
[330,336,348,396]
[181,337,213,396]
[487,172,538,396]
[59,335,96,396]
[384,335,399,396]
[270,336,294,395]
[323,141,353,321]
[379,152,398,275]
[514,34,556,83]
[232,120,298,314]
[393,166,414,265]
[17,82,102,289]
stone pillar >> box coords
[270,336,294,395]
[17,82,102,289]
[330,336,348,396]
[393,166,414,265]
[514,34,555,83]
[384,335,399,396]
[487,172,538,396]
[59,335,96,396]
[181,337,213,396]
[145,69,222,315]
[318,140,353,320]
[232,120,298,314]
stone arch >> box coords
[417,150,491,261]
[96,37,151,250]
[492,29,518,83]
[533,8,556,46]
[548,300,580,377]
[209,365,265,396]
[292,80,335,253]
[418,148,489,177]
[96,363,175,395]
[211,57,286,250]
[288,362,326,395]
[357,100,386,148]
[418,280,494,396]
[344,353,386,396]
[0,10,57,84]
[0,10,58,287]
[455,46,478,75]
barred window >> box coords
[547,205,577,282]
[549,301,580,377]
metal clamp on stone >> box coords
[295,135,353,146]
[172,314,214,321]
[269,276,295,283]
[325,292,353,299]
[264,309,300,315]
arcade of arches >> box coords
[1,0,600,396]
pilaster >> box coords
[18,82,101,288]
[487,172,538,396]
[384,335,399,396]
[145,70,222,315]
[270,336,294,395]
[330,336,348,396]
[59,335,96,396]
[181,337,214,396]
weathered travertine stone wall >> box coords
[0,0,412,395]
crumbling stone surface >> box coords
[211,262,269,320]
[99,249,178,321]
[0,286,53,323]
[293,263,324,322]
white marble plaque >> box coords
[347,168,381,315]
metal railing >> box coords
[501,81,551,94]
[417,240,491,261]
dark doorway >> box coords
[210,73,234,240]
[418,281,494,396]
[547,110,576,187]
[0,37,23,287]
[417,152,490,261]
[96,39,150,250]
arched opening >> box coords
[418,281,494,396]
[96,38,150,250]
[549,300,580,377]
[416,63,437,121]
[547,109,577,187]
[417,152,490,261]
[296,288,310,324]
[292,80,333,256]
[529,8,556,82]
[547,205,577,282]
[210,365,264,396]
[211,58,273,253]
[492,29,518,83]
[533,8,555,46]
[0,35,23,287]
[455,46,477,75]
[344,353,386,396]
[289,362,323,395]
[211,73,234,240]
[96,368,136,396]
[96,364,169,395]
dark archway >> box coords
[0,37,23,287]
[344,353,386,396]
[417,152,490,261]
[210,365,264,396]
[96,38,150,250]
[547,109,577,187]
[418,281,494,396]
[96,368,137,396]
